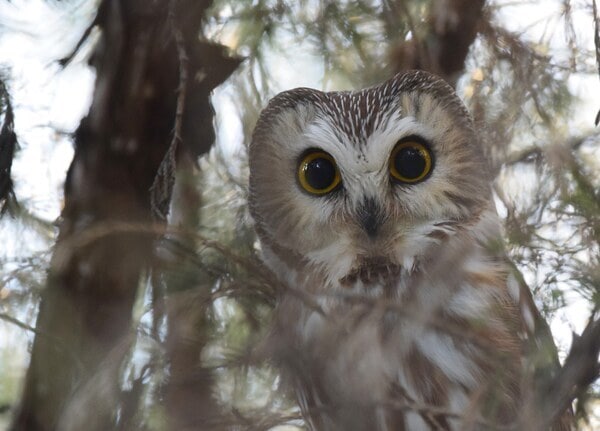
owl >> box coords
[248,71,572,430]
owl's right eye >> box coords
[298,150,342,195]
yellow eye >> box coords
[298,150,342,195]
[389,139,433,184]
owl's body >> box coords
[249,71,571,430]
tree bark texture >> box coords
[11,1,239,430]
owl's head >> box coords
[249,71,492,286]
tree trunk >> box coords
[11,1,239,430]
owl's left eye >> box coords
[389,138,433,184]
[298,150,342,195]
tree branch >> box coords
[389,0,486,86]
[520,312,600,430]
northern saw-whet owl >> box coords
[248,70,572,430]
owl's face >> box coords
[249,71,491,286]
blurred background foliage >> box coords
[0,0,599,429]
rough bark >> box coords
[10,1,239,430]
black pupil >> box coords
[395,146,426,179]
[305,157,336,190]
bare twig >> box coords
[0,312,83,371]
[150,0,190,220]
[0,312,41,336]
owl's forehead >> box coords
[303,89,433,170]
[315,88,400,142]
[255,70,473,171]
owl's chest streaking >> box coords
[265,229,529,431]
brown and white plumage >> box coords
[248,71,572,430]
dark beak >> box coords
[357,197,382,239]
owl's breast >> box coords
[293,303,493,430]
[275,249,525,430]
